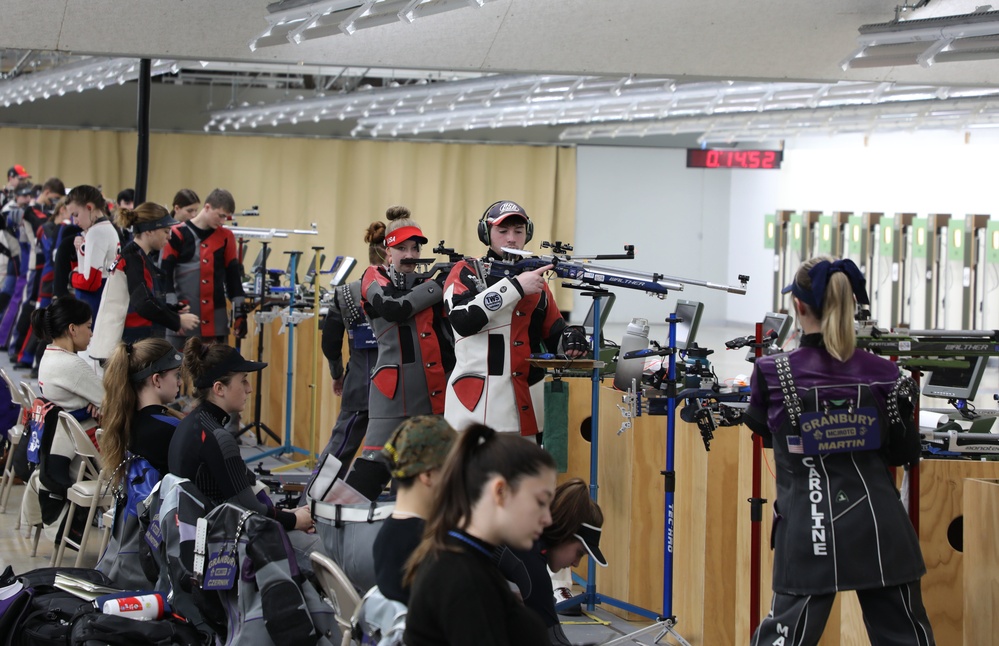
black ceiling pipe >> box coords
[134,58,151,204]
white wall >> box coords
[575,145,747,338]
[777,130,999,215]
[577,130,999,329]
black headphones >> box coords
[477,200,533,246]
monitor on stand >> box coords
[304,250,325,282]
[922,355,988,400]
[673,299,703,351]
[325,255,358,287]
[746,312,793,361]
[582,292,615,346]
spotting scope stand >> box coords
[549,287,666,626]
[238,240,282,448]
[250,250,315,466]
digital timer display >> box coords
[687,149,783,170]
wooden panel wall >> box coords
[962,478,999,646]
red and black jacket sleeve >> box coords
[120,244,182,331]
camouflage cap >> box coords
[382,415,458,479]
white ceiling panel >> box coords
[3,0,999,86]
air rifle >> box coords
[492,242,749,297]
[399,241,469,282]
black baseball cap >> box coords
[574,523,608,567]
[193,346,267,388]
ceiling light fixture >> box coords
[841,8,999,69]
[558,97,999,143]
[0,57,176,107]
[205,72,999,139]
[249,0,497,50]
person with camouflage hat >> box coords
[372,415,457,605]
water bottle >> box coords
[613,318,649,392]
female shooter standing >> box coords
[344,206,454,501]
[113,203,199,342]
[745,256,934,646]
[66,185,120,319]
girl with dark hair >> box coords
[112,203,198,342]
[515,477,606,645]
[32,296,103,427]
[345,206,455,500]
[66,184,120,318]
[170,188,200,223]
[403,424,556,646]
[21,296,103,543]
[100,338,184,481]
[168,338,314,534]
[746,256,935,645]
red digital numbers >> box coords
[687,149,782,169]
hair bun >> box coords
[365,220,386,245]
[385,206,411,221]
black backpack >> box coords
[70,613,206,646]
[0,567,109,646]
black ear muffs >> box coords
[478,201,533,246]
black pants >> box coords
[752,580,934,646]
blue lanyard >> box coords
[447,530,493,558]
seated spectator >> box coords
[404,424,555,646]
[373,415,457,605]
[514,477,606,646]
[34,296,102,435]
[21,296,102,543]
[168,338,321,569]
[100,338,184,480]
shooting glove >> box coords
[560,325,590,356]
[233,313,248,340]
[232,298,248,339]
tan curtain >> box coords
[0,127,576,308]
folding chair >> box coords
[0,368,29,514]
[51,412,112,567]
[20,381,37,403]
[15,381,41,547]
[311,551,362,646]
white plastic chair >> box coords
[311,551,362,646]
[50,413,112,567]
[0,368,29,514]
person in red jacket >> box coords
[443,200,588,438]
[343,206,455,500]
[159,188,245,348]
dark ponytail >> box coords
[403,424,556,585]
[31,296,93,342]
[181,337,237,401]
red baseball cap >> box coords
[7,165,30,179]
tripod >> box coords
[239,240,281,448]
